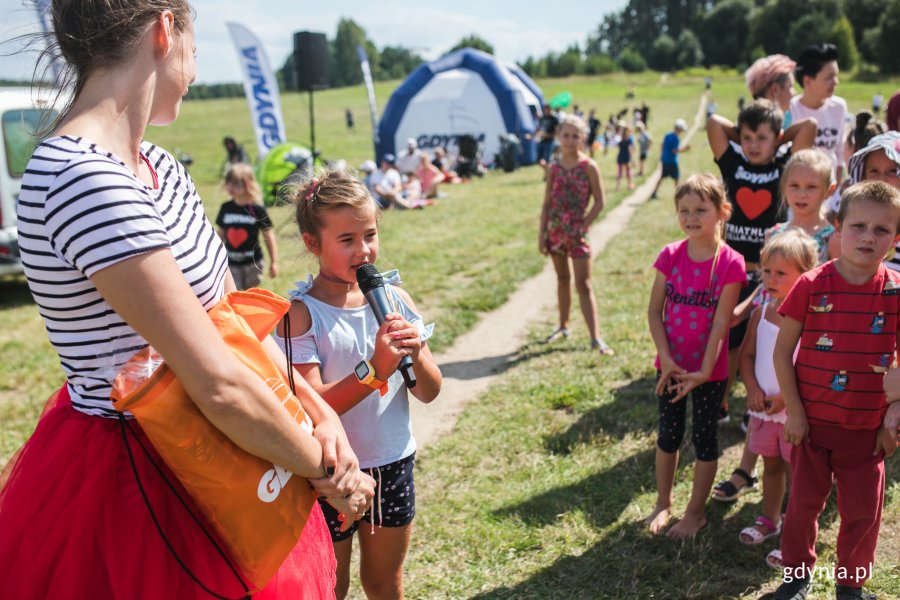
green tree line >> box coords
[520,0,900,76]
[166,0,900,102]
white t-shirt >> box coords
[790,95,848,212]
[790,95,848,169]
[278,274,433,468]
[395,150,420,175]
[369,168,401,195]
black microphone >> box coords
[356,264,417,388]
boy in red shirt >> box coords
[771,181,900,600]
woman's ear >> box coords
[153,11,176,58]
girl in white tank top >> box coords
[735,230,817,563]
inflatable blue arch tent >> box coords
[376,48,543,167]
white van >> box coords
[0,87,58,276]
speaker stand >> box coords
[308,89,317,159]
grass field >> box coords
[1,69,899,598]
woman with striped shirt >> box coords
[0,2,371,598]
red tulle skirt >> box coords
[0,389,336,599]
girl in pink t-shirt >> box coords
[645,174,746,538]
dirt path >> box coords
[411,95,708,449]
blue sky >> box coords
[1,1,627,84]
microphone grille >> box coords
[355,263,384,292]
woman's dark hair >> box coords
[33,0,193,130]
[795,43,839,88]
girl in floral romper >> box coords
[538,115,614,355]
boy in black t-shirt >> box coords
[215,163,278,290]
[706,98,817,498]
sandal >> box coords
[591,338,615,356]
[765,548,783,570]
[711,468,757,502]
[545,327,570,343]
[739,515,781,546]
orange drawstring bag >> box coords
[111,288,316,593]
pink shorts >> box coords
[748,416,792,462]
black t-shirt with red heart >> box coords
[716,144,789,264]
[215,199,273,266]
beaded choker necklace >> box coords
[317,270,353,285]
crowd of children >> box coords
[637,43,900,600]
[151,38,900,600]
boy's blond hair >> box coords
[780,149,833,210]
[837,180,900,233]
[761,228,818,274]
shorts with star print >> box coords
[318,452,416,541]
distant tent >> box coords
[377,48,543,167]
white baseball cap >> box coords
[674,119,687,131]
[360,160,376,172]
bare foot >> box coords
[666,513,707,539]
[643,505,671,535]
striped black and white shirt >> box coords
[17,136,227,417]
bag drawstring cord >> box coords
[369,466,383,534]
[119,415,251,600]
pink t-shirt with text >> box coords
[653,239,747,381]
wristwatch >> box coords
[354,360,388,396]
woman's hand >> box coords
[323,472,376,532]
[783,412,808,446]
[309,421,360,497]
[370,314,415,379]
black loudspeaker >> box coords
[293,31,329,91]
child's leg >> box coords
[645,381,687,534]
[832,427,884,588]
[667,459,716,539]
[646,446,678,534]
[550,254,572,330]
[571,256,599,341]
[358,524,413,599]
[332,538,354,600]
[760,456,786,527]
[615,163,623,189]
[668,380,727,538]
[626,164,633,189]
[357,454,417,599]
[780,428,837,574]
